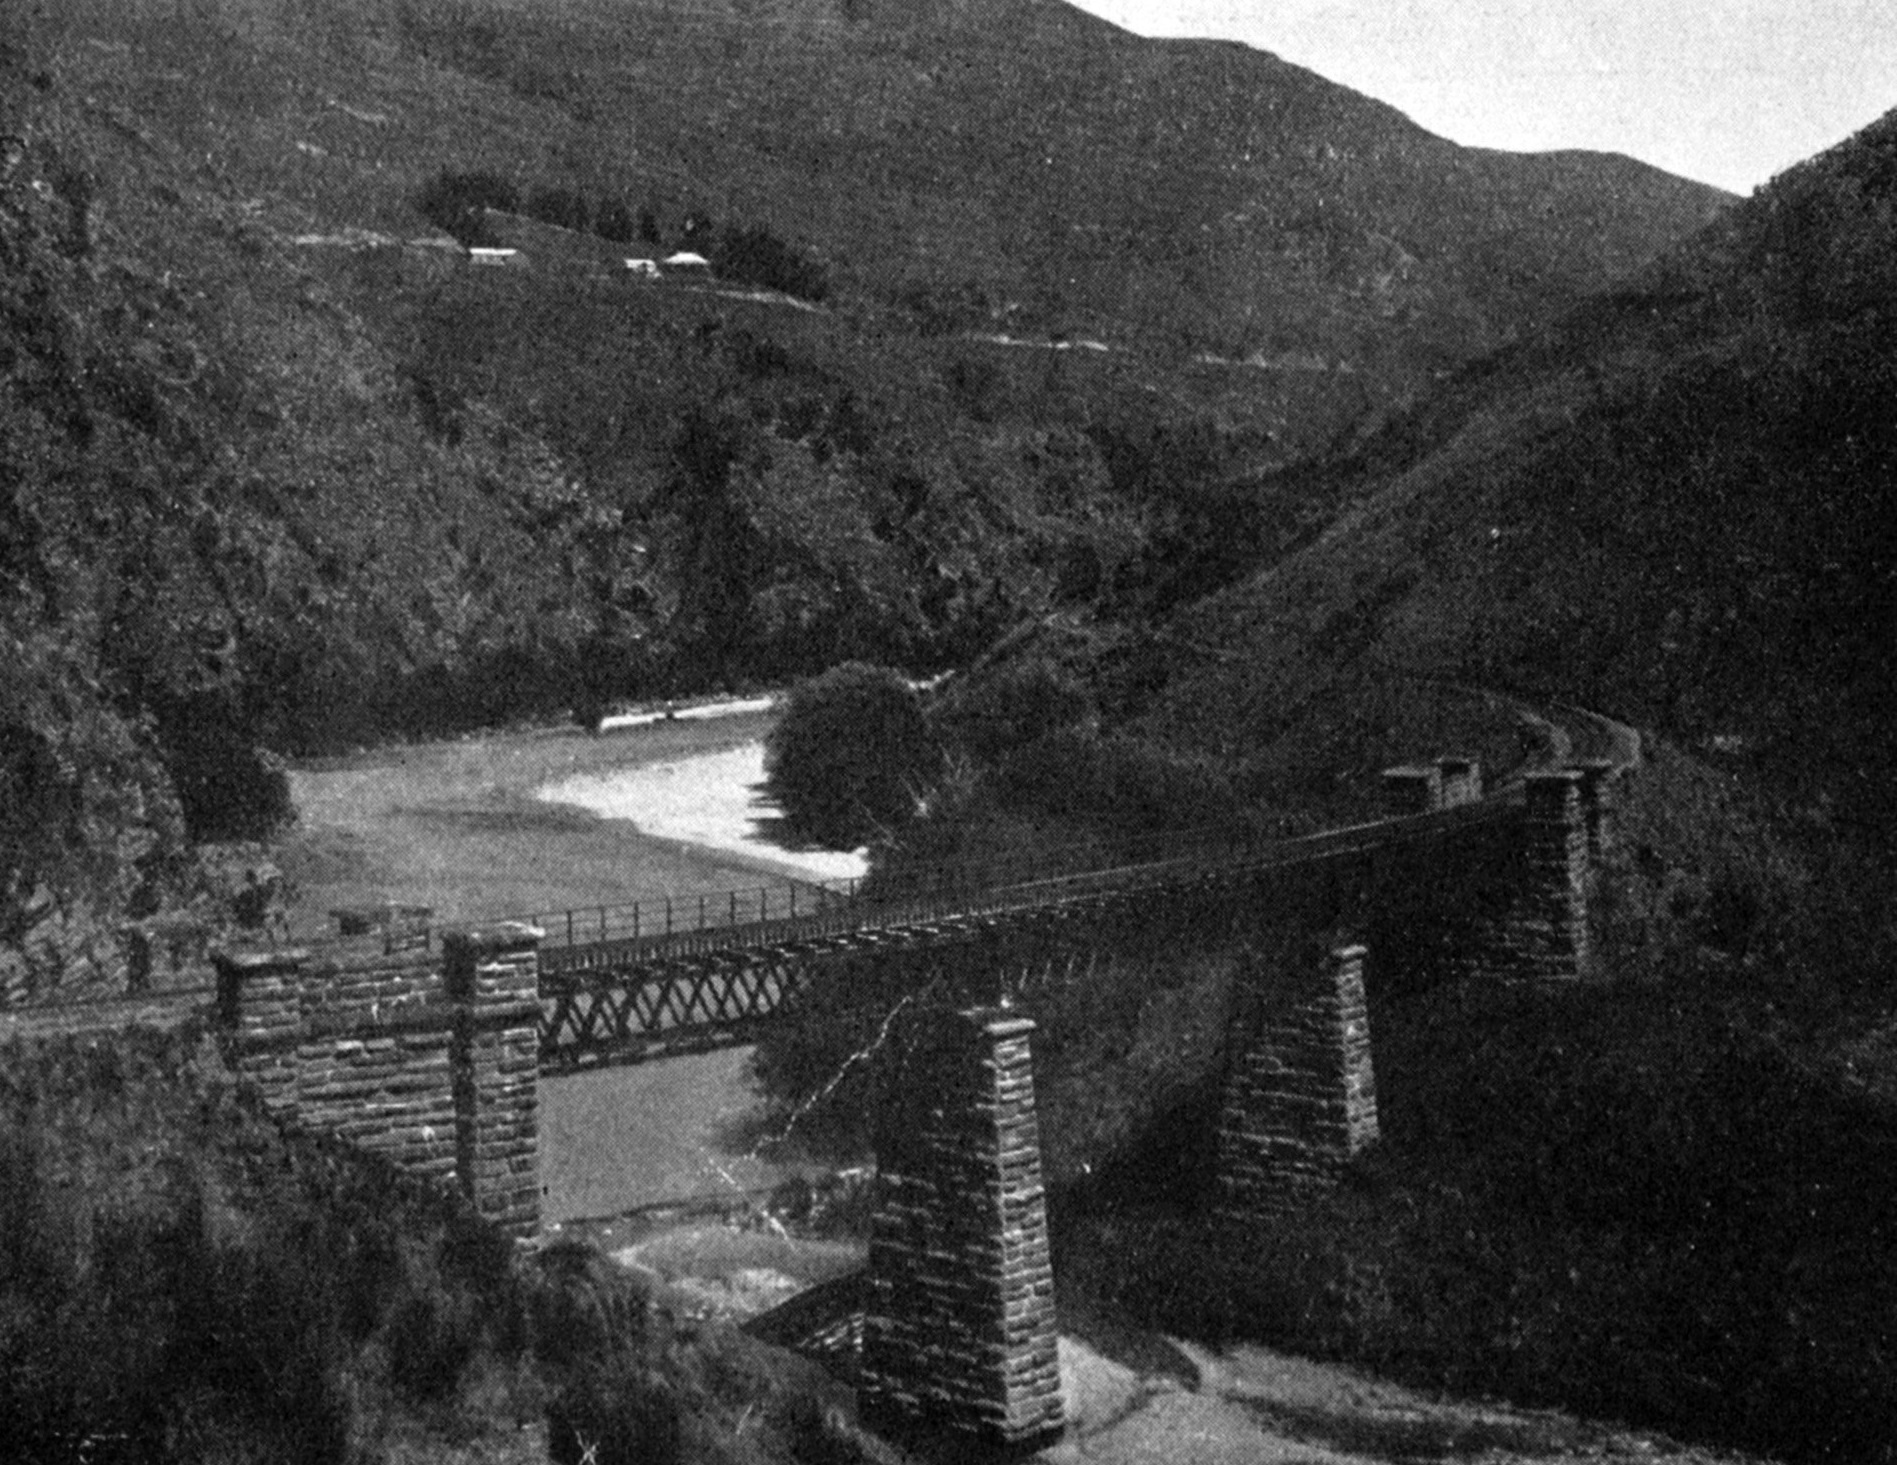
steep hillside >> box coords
[43,0,1728,429]
[1,0,1732,993]
[0,1021,876,1464]
[391,0,1728,357]
[1125,107,1897,843]
[0,59,632,995]
[756,112,1897,1465]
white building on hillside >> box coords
[662,250,712,277]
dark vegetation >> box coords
[1057,976,1897,1465]
[763,663,936,849]
[381,0,1726,376]
[755,107,1897,1465]
[416,167,831,298]
[0,0,1723,992]
[1120,111,1897,843]
[11,0,1890,1460]
[0,1023,888,1465]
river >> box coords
[276,703,869,1231]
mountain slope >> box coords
[400,0,1731,394]
[1127,107,1896,837]
[0,0,1732,992]
[50,0,1729,427]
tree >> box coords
[413,169,517,244]
[526,186,588,233]
[765,664,937,849]
[593,197,635,245]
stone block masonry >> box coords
[1465,770,1590,984]
[214,925,542,1240]
[1568,758,1620,862]
[444,925,543,1237]
[1217,944,1378,1218]
[861,1005,1063,1454]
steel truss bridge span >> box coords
[533,797,1513,1072]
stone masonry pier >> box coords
[1217,944,1378,1218]
[861,1005,1064,1453]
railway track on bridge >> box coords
[529,792,1519,1070]
[0,799,1508,1060]
[7,685,1640,1064]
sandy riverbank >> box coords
[276,707,852,934]
[538,742,868,884]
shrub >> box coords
[765,664,937,850]
[997,725,1239,837]
[0,1030,542,1463]
[931,655,1094,763]
[526,185,589,233]
[710,222,830,302]
[547,1364,681,1465]
[593,197,636,245]
[414,169,517,244]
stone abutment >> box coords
[214,924,543,1239]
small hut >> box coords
[662,250,713,278]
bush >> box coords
[997,725,1239,837]
[593,197,636,245]
[548,1364,681,1465]
[710,222,830,302]
[527,185,589,233]
[414,169,517,244]
[765,663,937,850]
[931,656,1094,763]
[0,1030,539,1463]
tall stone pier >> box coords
[861,1005,1063,1454]
[1217,944,1379,1218]
[1462,769,1590,984]
[444,924,544,1237]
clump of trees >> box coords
[764,663,938,850]
[413,169,828,299]
[413,167,518,243]
[710,222,830,302]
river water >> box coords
[533,725,868,1230]
[280,705,870,1232]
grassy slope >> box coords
[50,0,1730,424]
[0,1020,882,1465]
[741,108,1897,1465]
[1129,109,1896,840]
[1040,106,1897,1465]
[7,0,1738,738]
[2,0,1734,991]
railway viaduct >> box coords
[208,752,1624,1452]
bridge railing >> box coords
[529,822,1256,959]
[534,794,1516,979]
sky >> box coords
[1069,1,1897,194]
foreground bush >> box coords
[0,1026,533,1463]
[0,1023,892,1464]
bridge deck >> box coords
[0,791,1517,1066]
[532,795,1517,1070]
[537,796,1511,975]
